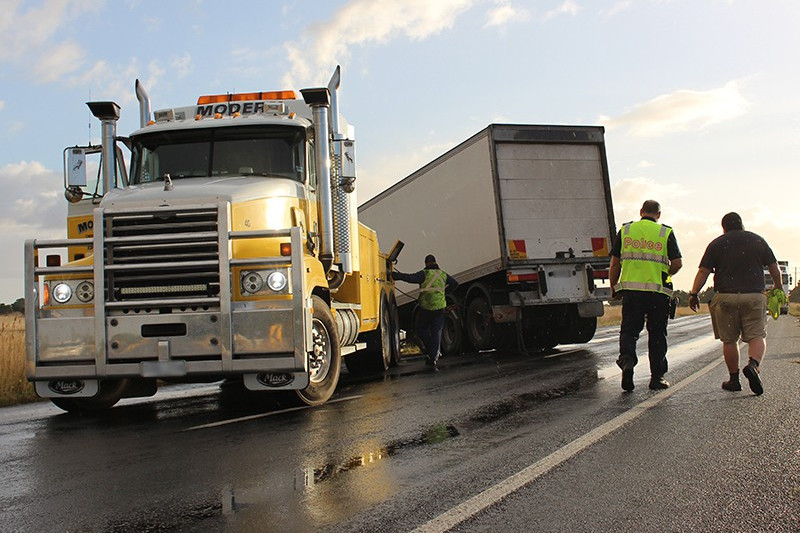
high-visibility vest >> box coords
[614,219,673,297]
[419,269,448,310]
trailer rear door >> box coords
[496,142,612,264]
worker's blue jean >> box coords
[417,308,446,362]
[616,290,670,378]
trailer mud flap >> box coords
[577,301,604,317]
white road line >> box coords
[182,394,363,431]
[411,352,722,533]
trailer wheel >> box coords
[295,296,341,406]
[345,295,395,374]
[50,379,128,414]
[466,296,494,351]
[440,304,463,356]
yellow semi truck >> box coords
[24,67,401,413]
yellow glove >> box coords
[766,288,787,319]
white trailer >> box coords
[359,124,616,353]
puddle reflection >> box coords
[300,422,459,488]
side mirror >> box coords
[67,148,87,187]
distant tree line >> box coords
[0,298,24,314]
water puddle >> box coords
[298,423,459,488]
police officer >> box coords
[392,254,458,368]
[609,200,683,391]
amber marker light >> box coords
[280,243,292,256]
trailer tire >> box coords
[440,304,463,357]
[295,296,341,406]
[50,379,128,414]
[466,296,494,351]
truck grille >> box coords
[103,205,221,306]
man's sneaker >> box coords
[648,377,670,390]
[743,362,763,395]
[621,369,634,391]
[721,379,742,391]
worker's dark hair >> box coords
[721,212,744,231]
[641,200,661,215]
[424,254,437,266]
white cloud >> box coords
[543,0,581,21]
[0,100,5,111]
[0,0,95,82]
[485,1,530,28]
[33,41,85,82]
[171,53,193,78]
[601,80,750,137]
[281,0,476,88]
[0,160,65,231]
[66,58,164,106]
[601,0,633,18]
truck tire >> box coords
[345,296,395,374]
[295,296,341,406]
[466,296,494,351]
[388,293,402,366]
[50,379,128,414]
[440,304,463,357]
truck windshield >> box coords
[130,125,305,184]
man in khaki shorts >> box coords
[688,212,783,395]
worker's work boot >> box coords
[621,369,634,392]
[648,376,670,390]
[721,379,742,391]
[743,360,763,395]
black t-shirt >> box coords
[698,230,776,293]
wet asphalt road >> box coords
[0,314,798,533]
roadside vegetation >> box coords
[0,314,39,407]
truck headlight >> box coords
[239,268,291,296]
[52,283,73,304]
[267,271,287,292]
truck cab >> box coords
[25,68,400,413]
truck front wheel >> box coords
[295,296,341,406]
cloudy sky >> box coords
[1,0,798,303]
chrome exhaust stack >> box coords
[302,66,359,279]
[327,67,357,275]
[301,86,336,273]
[86,101,121,195]
[135,79,152,128]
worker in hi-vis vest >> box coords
[392,254,458,369]
[609,200,683,392]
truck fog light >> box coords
[242,272,264,294]
[76,281,94,303]
[267,271,287,292]
[52,283,73,304]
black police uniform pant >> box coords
[616,290,670,378]
[417,307,446,362]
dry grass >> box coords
[0,314,39,407]
[789,302,799,317]
[597,304,709,328]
